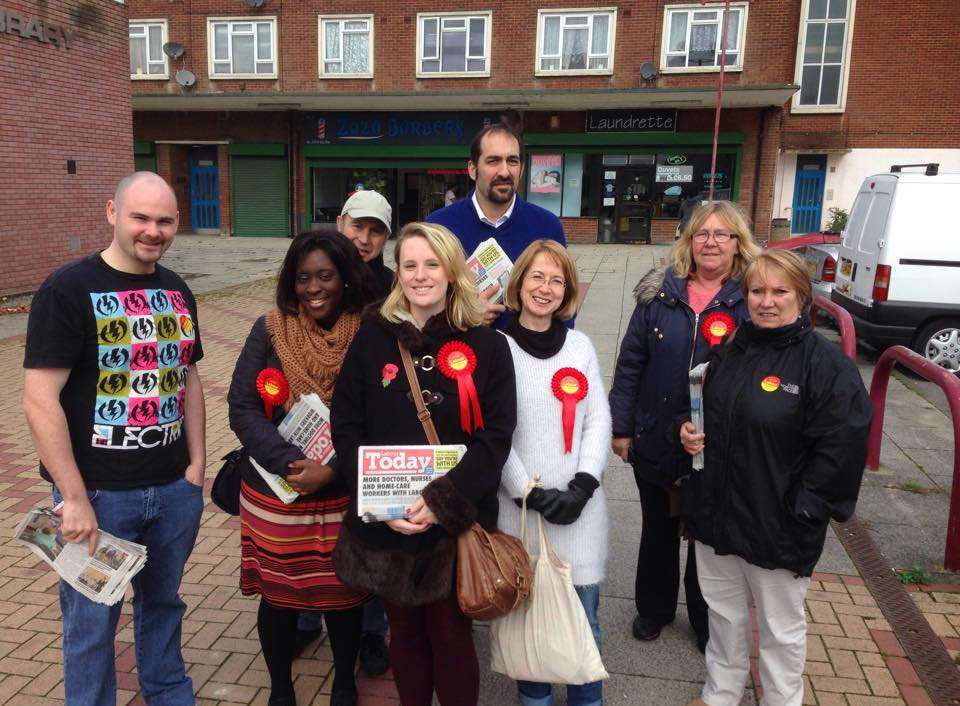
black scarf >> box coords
[505,317,567,359]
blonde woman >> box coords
[331,222,517,706]
[609,200,761,652]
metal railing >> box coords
[810,295,858,362]
[865,345,960,570]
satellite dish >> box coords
[163,42,185,59]
[246,0,265,7]
[175,69,197,90]
[639,62,659,81]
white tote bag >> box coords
[489,502,608,685]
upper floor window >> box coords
[320,15,373,78]
[661,3,747,72]
[417,12,491,77]
[130,20,168,79]
[536,9,616,75]
[793,0,855,112]
[208,18,277,79]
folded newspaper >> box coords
[13,507,146,606]
[467,238,512,304]
[357,444,466,522]
[250,392,336,504]
[688,362,709,471]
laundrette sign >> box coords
[0,8,74,47]
[587,109,677,133]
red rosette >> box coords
[256,368,289,418]
[700,311,736,346]
[551,367,589,453]
[437,341,484,433]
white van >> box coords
[831,164,960,374]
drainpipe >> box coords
[751,107,767,231]
[708,0,732,202]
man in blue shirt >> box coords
[426,123,566,326]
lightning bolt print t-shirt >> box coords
[24,254,203,490]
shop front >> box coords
[524,110,743,244]
[303,111,500,231]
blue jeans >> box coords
[517,584,603,706]
[54,477,204,706]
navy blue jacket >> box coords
[609,266,749,486]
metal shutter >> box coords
[232,156,289,237]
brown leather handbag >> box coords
[398,342,533,620]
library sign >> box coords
[0,7,75,48]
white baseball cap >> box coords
[341,190,392,233]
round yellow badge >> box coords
[760,375,781,392]
[560,376,580,395]
[448,351,468,371]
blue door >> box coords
[791,156,826,233]
[189,153,220,231]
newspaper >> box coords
[13,507,146,606]
[688,363,709,471]
[250,393,336,504]
[357,444,467,522]
[466,238,512,304]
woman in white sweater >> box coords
[498,239,612,706]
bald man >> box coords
[22,172,206,705]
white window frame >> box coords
[318,14,374,79]
[791,0,856,114]
[660,2,749,74]
[416,11,492,78]
[129,19,169,80]
[535,8,617,76]
[206,17,278,80]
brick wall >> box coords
[560,217,598,244]
[0,0,132,294]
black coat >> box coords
[609,266,749,485]
[330,311,517,606]
[366,254,395,299]
[226,316,348,500]
[680,317,872,577]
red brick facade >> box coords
[1,0,132,295]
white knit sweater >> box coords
[497,329,612,586]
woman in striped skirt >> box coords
[227,231,377,706]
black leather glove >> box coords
[513,473,600,525]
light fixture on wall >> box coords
[549,114,560,129]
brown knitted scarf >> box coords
[265,308,361,407]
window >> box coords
[536,9,616,75]
[417,12,490,77]
[207,18,277,79]
[793,0,855,112]
[661,3,747,72]
[319,15,373,78]
[129,20,168,79]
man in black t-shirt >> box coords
[22,172,206,706]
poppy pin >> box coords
[381,363,399,388]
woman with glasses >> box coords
[609,201,761,652]
[497,240,612,706]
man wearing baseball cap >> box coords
[337,190,394,298]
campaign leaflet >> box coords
[357,445,467,523]
[688,362,709,471]
[13,506,147,606]
[466,238,512,304]
[250,393,335,503]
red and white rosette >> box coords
[437,341,484,433]
[551,367,588,453]
[256,368,289,418]
[700,311,736,346]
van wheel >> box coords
[912,319,960,374]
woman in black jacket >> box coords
[679,250,871,706]
[331,222,517,706]
[609,201,760,650]
[227,231,376,706]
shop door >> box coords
[189,149,220,232]
[791,155,826,233]
[614,168,654,243]
[232,157,290,237]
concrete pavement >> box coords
[0,236,955,705]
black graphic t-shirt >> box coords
[24,254,204,490]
